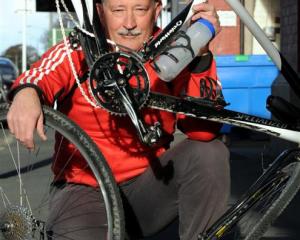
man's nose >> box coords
[124,11,137,30]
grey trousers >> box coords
[47,138,230,240]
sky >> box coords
[0,0,51,55]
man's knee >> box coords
[179,139,231,207]
[175,139,230,177]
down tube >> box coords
[147,93,300,145]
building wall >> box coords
[280,0,299,71]
[243,0,255,54]
[209,0,241,55]
[252,0,280,54]
[242,0,280,55]
[270,0,299,160]
[169,0,298,60]
[170,0,241,55]
[272,0,299,107]
[210,0,281,55]
[169,0,278,55]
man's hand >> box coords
[7,88,47,150]
[192,2,221,35]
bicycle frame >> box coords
[56,1,300,239]
[66,0,300,146]
[147,92,300,144]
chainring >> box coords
[89,52,150,115]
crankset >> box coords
[89,52,162,146]
[89,52,149,115]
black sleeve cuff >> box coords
[188,51,213,74]
[8,84,44,103]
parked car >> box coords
[0,57,18,101]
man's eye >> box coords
[112,9,124,13]
[135,8,147,15]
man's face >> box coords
[97,0,162,51]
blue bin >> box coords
[215,55,279,132]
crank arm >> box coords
[117,86,162,145]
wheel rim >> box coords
[0,105,124,240]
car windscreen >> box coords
[0,64,17,81]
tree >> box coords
[41,12,76,50]
[2,45,40,73]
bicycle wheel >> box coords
[202,148,300,240]
[236,149,300,240]
[0,103,125,240]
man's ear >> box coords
[95,3,105,24]
[154,1,163,22]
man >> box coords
[7,0,230,239]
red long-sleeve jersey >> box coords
[11,39,222,186]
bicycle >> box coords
[0,0,299,239]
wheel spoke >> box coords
[0,104,124,239]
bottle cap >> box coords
[197,18,216,37]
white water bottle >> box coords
[153,18,215,82]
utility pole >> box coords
[22,0,27,73]
[16,0,33,72]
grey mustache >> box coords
[117,29,142,36]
